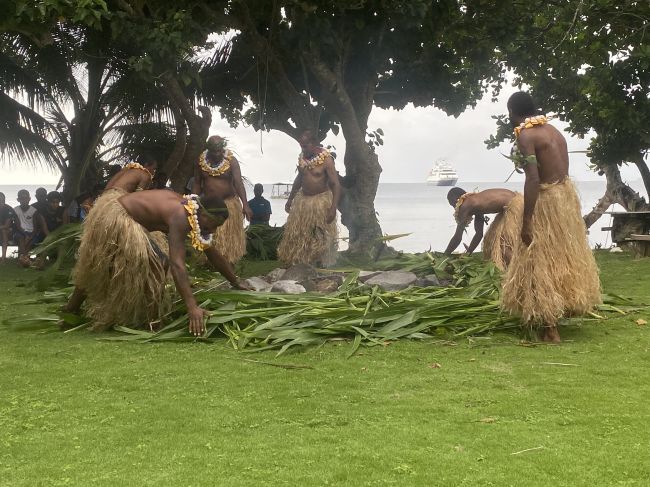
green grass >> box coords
[1,252,649,486]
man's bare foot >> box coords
[541,325,561,343]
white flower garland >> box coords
[183,194,215,251]
[298,149,330,170]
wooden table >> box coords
[604,211,650,257]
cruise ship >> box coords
[426,161,458,186]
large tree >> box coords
[487,0,650,221]
[201,0,515,257]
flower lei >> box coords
[183,194,215,251]
[199,150,233,177]
[298,149,330,170]
[454,192,475,227]
[125,162,154,180]
[513,115,549,138]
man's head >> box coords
[17,189,31,209]
[507,91,537,127]
[206,135,227,158]
[47,191,62,209]
[35,187,47,203]
[137,154,157,174]
[253,183,264,197]
[447,187,467,207]
[153,171,169,189]
[197,194,229,234]
[0,192,5,205]
[298,129,319,154]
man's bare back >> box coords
[106,167,153,193]
[517,124,569,184]
[118,190,185,233]
[461,188,516,216]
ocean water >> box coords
[1,180,645,253]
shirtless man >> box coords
[64,190,248,335]
[277,130,342,267]
[105,154,157,193]
[501,91,600,342]
[192,136,251,264]
[444,188,523,269]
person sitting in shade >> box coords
[0,192,17,262]
[247,184,272,225]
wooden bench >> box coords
[624,234,650,257]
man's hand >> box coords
[326,206,336,224]
[188,306,209,336]
[521,221,533,247]
[285,199,293,213]
[243,204,253,222]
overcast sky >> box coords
[1,88,642,186]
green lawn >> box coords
[1,252,649,486]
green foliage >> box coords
[491,0,650,170]
[245,224,284,261]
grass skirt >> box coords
[73,192,170,331]
[501,179,601,328]
[277,190,338,267]
[214,197,246,264]
[482,192,523,270]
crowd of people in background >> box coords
[0,162,275,267]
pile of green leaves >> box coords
[246,224,284,260]
[98,271,517,355]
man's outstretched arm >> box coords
[203,246,249,290]
[465,215,485,254]
[167,218,206,335]
[444,223,466,255]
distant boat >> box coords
[426,161,458,186]
[270,182,293,199]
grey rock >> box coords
[266,268,287,282]
[422,274,441,287]
[281,263,318,282]
[271,280,307,294]
[358,270,381,283]
[244,277,273,292]
[364,271,418,291]
[302,277,341,293]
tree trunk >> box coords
[633,155,650,201]
[161,73,212,192]
[161,100,187,179]
[341,148,384,257]
[604,163,650,211]
[583,190,613,229]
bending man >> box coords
[64,190,247,335]
[444,187,523,270]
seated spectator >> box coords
[248,183,272,225]
[0,192,16,262]
[41,191,69,235]
[13,189,47,266]
[32,187,48,215]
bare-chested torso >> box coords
[105,167,153,193]
[519,124,569,184]
[461,188,516,215]
[300,150,333,196]
[119,190,185,233]
[197,153,237,200]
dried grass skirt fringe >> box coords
[73,191,170,331]
[213,197,246,264]
[277,190,338,267]
[482,192,524,270]
[501,178,601,328]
